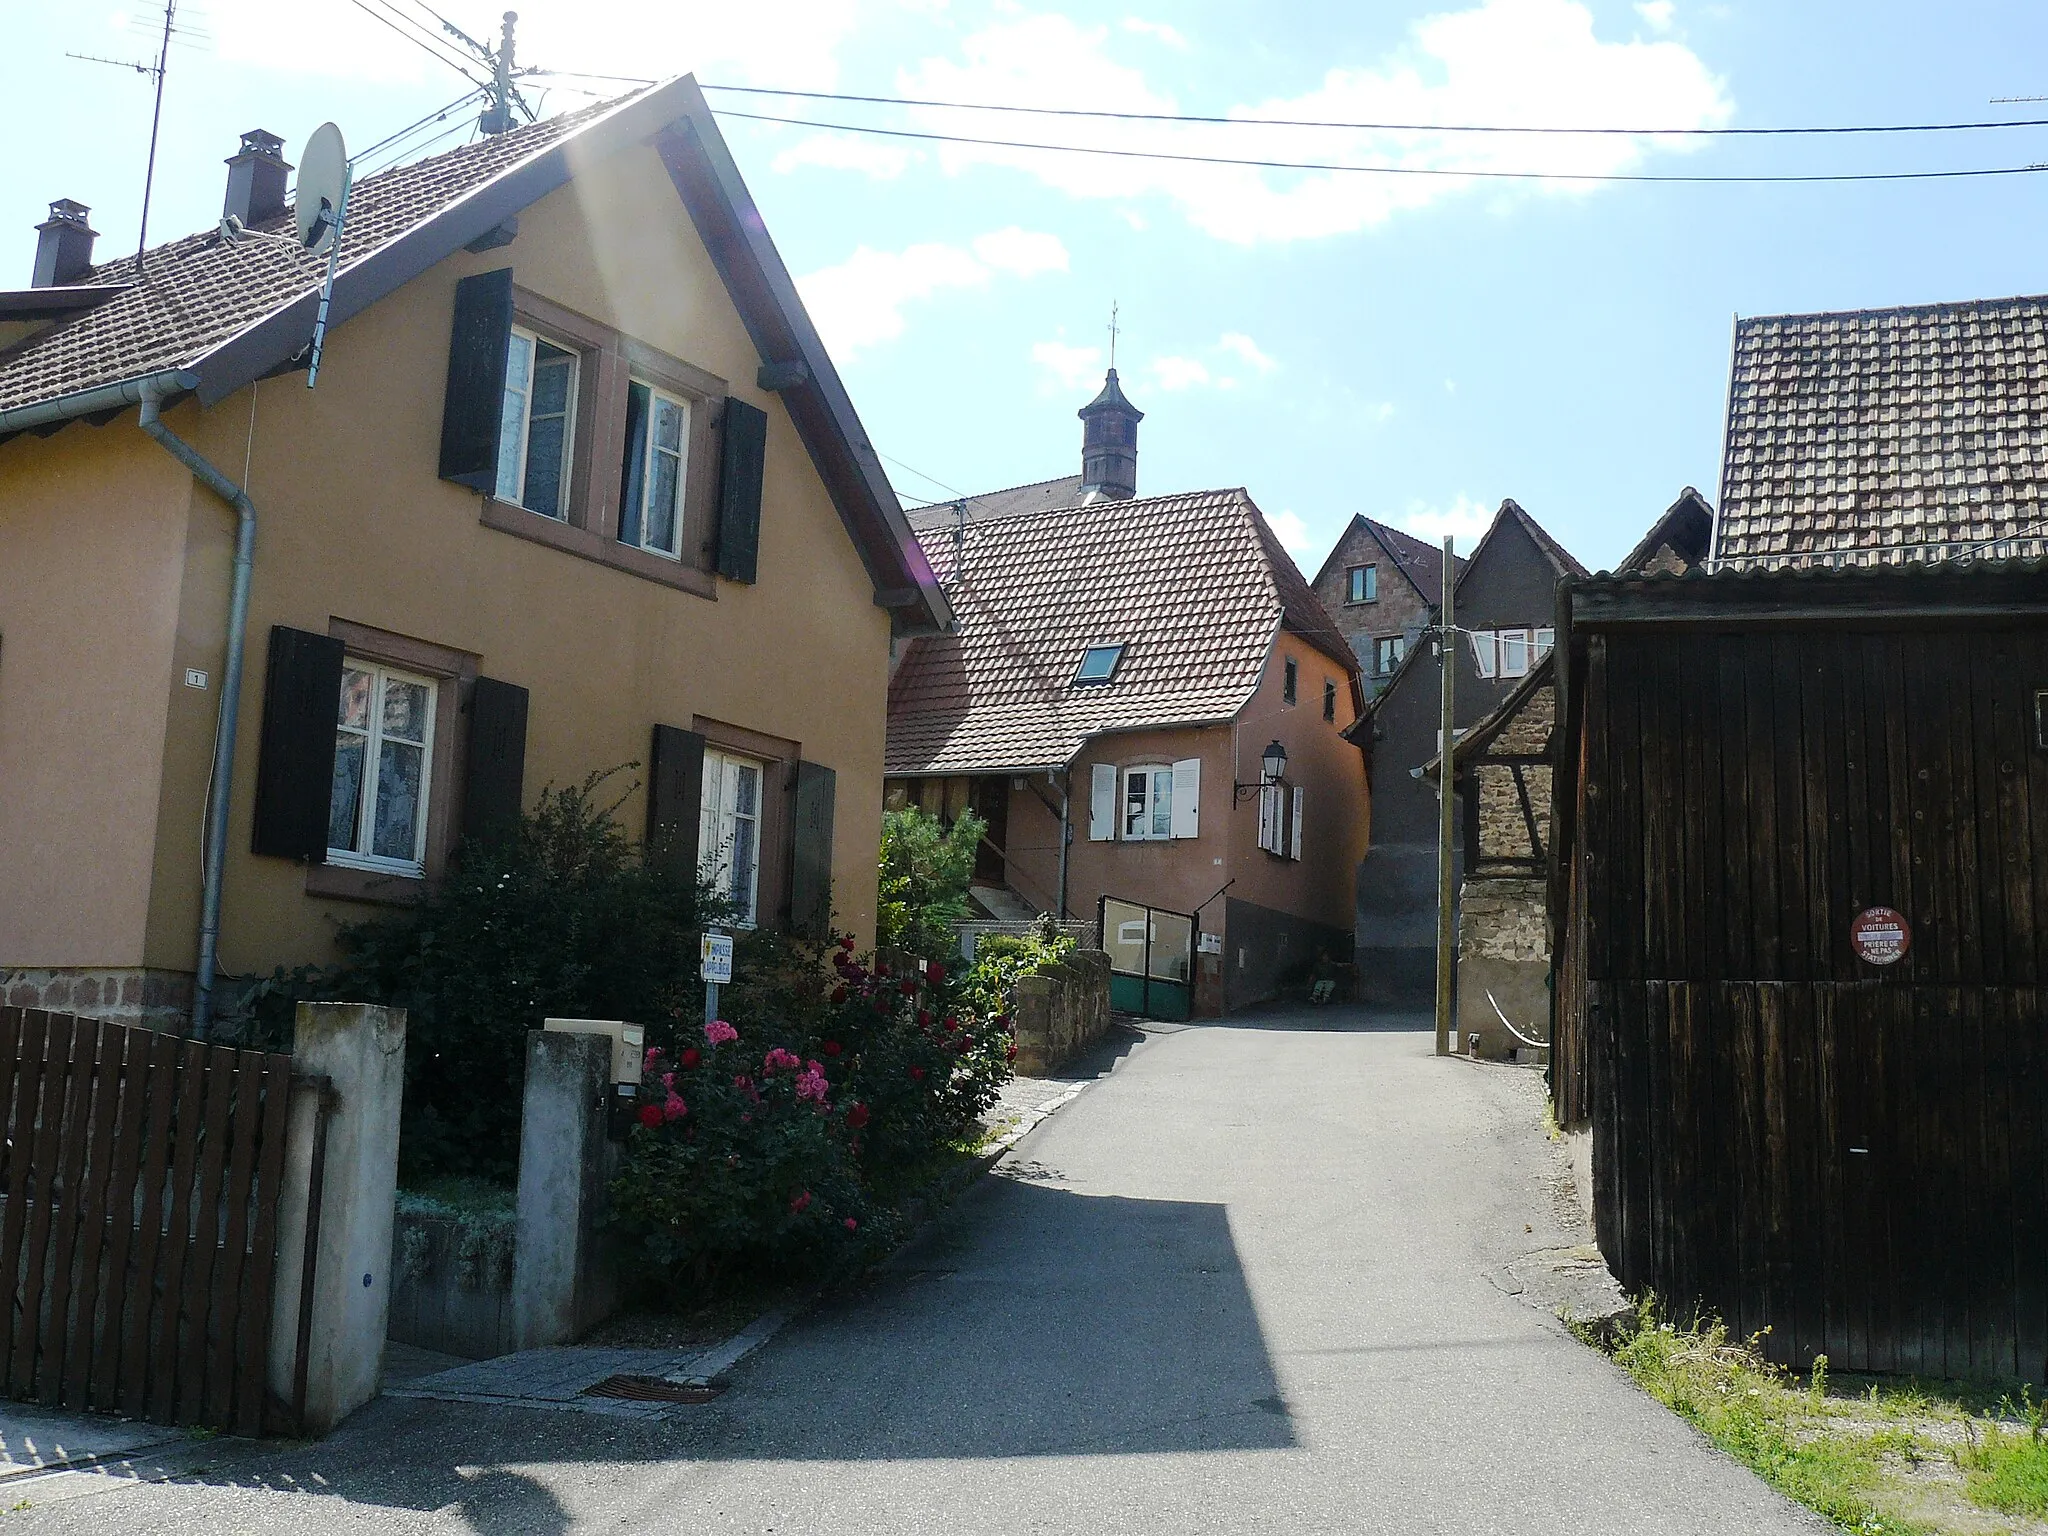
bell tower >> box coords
[1078,368,1143,502]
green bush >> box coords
[962,929,1076,1020]
[876,806,983,963]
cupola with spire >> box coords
[1078,368,1142,502]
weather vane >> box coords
[1107,300,1121,369]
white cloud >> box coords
[1394,495,1495,547]
[1150,356,1213,391]
[970,227,1070,276]
[1219,333,1278,374]
[1635,1,1677,32]
[797,229,1068,360]
[1032,340,1106,391]
[1121,17,1191,49]
[1266,509,1316,560]
[850,0,1732,244]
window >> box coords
[1346,565,1377,604]
[699,749,764,925]
[328,661,437,875]
[1323,679,1337,722]
[1470,630,1498,679]
[1499,628,1532,678]
[1375,635,1405,675]
[1535,627,1556,662]
[1123,765,1173,841]
[1074,643,1126,684]
[618,380,689,557]
[496,327,577,518]
[1284,657,1298,704]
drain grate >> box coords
[581,1374,726,1404]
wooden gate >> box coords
[0,1007,300,1434]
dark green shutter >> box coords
[251,625,344,860]
[462,677,529,847]
[789,760,836,938]
[646,724,706,876]
[714,398,767,583]
[438,268,515,489]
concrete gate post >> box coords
[267,1002,407,1435]
[511,1029,618,1349]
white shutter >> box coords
[1290,785,1305,861]
[1170,758,1201,839]
[1089,763,1116,841]
[1258,784,1282,854]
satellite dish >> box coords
[296,123,348,254]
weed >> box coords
[1957,1390,2048,1518]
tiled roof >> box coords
[0,103,607,412]
[1717,295,2048,569]
[887,488,1358,775]
[903,474,1086,532]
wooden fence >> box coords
[0,1007,300,1433]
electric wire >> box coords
[391,0,494,61]
[712,109,2048,185]
[702,82,2048,139]
[363,0,485,73]
[353,84,491,166]
[344,0,488,86]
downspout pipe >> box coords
[138,376,256,1039]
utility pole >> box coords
[479,11,521,133]
[1435,536,1457,1057]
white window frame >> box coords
[1499,628,1532,678]
[1470,629,1498,679]
[327,660,438,878]
[620,378,689,559]
[699,749,766,927]
[1376,635,1404,675]
[495,325,579,518]
[1347,564,1377,604]
[1535,627,1556,662]
[1122,765,1174,842]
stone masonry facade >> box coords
[1,968,193,1032]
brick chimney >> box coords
[223,129,291,227]
[1078,368,1143,502]
[31,200,98,288]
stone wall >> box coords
[0,967,192,1031]
[1010,949,1112,1075]
[1457,877,1550,1059]
[388,1204,517,1361]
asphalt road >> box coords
[17,1011,1824,1534]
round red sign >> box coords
[1851,907,1911,966]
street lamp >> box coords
[1235,740,1289,802]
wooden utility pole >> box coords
[1435,536,1456,1056]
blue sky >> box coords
[8,1,2048,570]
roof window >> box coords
[1073,644,1126,685]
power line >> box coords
[713,109,2048,186]
[345,0,488,86]
[702,82,2048,140]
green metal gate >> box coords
[1098,897,1194,1021]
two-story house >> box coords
[1309,516,1465,693]
[1335,498,1584,1005]
[0,79,947,1033]
[885,376,1369,1015]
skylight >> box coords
[1073,644,1126,685]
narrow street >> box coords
[21,1012,1822,1535]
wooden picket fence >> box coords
[0,1007,301,1434]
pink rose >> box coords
[705,1019,739,1046]
[663,1093,688,1122]
[843,1217,859,1232]
[790,1190,812,1214]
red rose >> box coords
[1005,1043,1018,1062]
[917,1009,932,1028]
[909,1066,925,1082]
[680,1048,701,1070]
[942,1016,958,1033]
[846,1102,870,1129]
[790,1190,812,1214]
[844,1217,859,1232]
[900,979,918,997]
[832,985,849,1004]
[823,1040,842,1057]
[927,962,946,984]
[637,1104,663,1130]
[838,935,855,952]
[877,962,892,978]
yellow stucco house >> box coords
[0,79,948,1034]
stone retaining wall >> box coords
[1010,950,1112,1076]
[0,967,192,1031]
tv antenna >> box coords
[66,0,187,273]
[354,4,537,133]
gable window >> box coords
[618,380,689,558]
[1323,679,1337,722]
[329,661,437,876]
[1470,630,1498,679]
[1376,635,1405,675]
[1347,565,1377,604]
[1124,765,1174,841]
[699,749,764,925]
[1499,628,1532,678]
[1283,657,1298,704]
[496,327,578,518]
[1074,643,1126,685]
